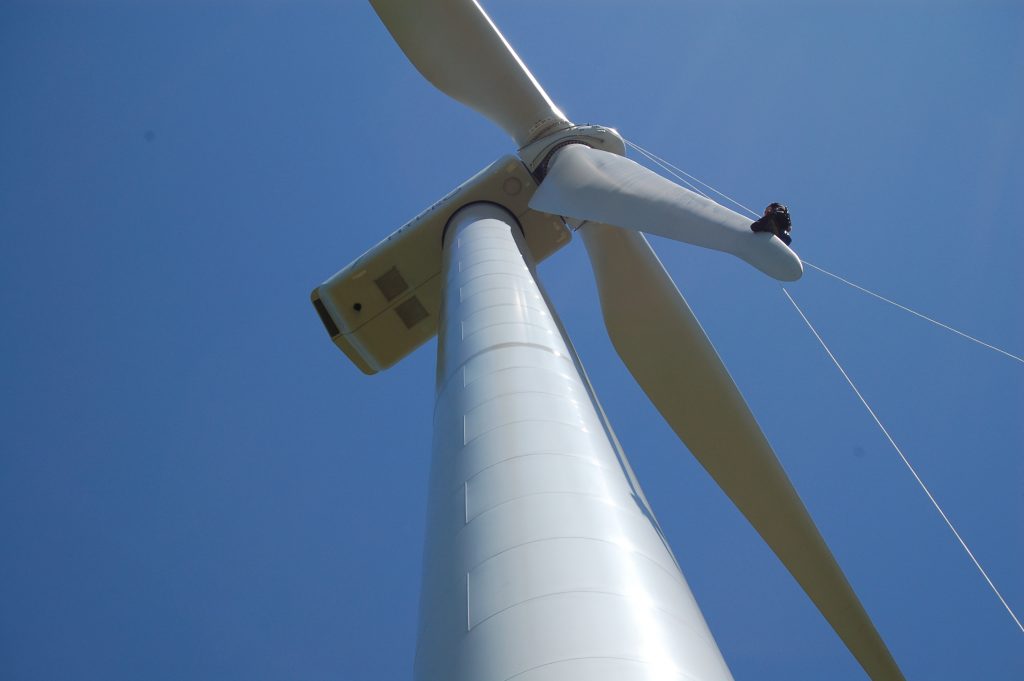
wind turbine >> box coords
[312,1,904,679]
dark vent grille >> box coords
[394,296,429,329]
[374,267,409,302]
[312,296,340,338]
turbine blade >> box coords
[531,144,802,281]
[369,0,571,146]
[581,223,903,681]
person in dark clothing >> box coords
[751,202,792,245]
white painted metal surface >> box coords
[415,202,734,681]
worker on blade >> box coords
[751,202,792,246]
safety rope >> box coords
[623,137,1024,365]
[783,288,1024,635]
[800,261,1024,365]
[625,139,712,200]
[625,138,760,217]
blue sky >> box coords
[2,1,1022,679]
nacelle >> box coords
[312,155,571,374]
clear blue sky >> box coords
[2,1,1022,679]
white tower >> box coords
[311,2,905,679]
[417,203,733,679]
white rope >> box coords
[801,261,1024,365]
[622,139,1023,365]
[624,138,761,218]
[625,141,712,200]
[783,288,1024,635]
[623,139,1023,366]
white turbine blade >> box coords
[369,0,571,146]
[531,144,802,281]
[581,223,904,681]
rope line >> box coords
[623,139,1023,365]
[625,141,712,200]
[801,261,1024,364]
[783,288,1024,635]
[624,138,761,218]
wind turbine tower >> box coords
[311,2,904,680]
